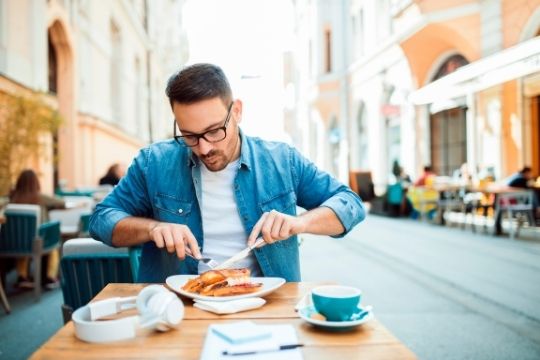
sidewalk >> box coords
[0,273,63,359]
[300,215,540,360]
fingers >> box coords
[184,230,202,259]
[149,223,199,260]
[249,210,298,246]
[247,212,268,246]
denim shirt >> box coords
[90,132,366,282]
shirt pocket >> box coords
[259,190,297,214]
[154,194,192,223]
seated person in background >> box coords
[506,166,539,220]
[414,165,436,187]
[10,169,65,289]
[506,166,533,188]
[99,163,126,186]
[398,167,412,187]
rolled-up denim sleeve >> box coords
[290,146,366,237]
[89,148,152,246]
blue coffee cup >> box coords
[311,285,362,322]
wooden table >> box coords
[31,283,416,359]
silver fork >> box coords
[186,253,219,269]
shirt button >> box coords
[178,209,184,214]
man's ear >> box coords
[233,99,243,124]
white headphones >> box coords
[72,285,184,343]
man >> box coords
[90,63,365,282]
[414,165,435,187]
[506,166,532,188]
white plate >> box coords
[165,275,286,302]
[298,305,373,331]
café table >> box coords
[30,282,417,359]
[475,185,535,236]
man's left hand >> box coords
[247,210,306,247]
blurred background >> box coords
[1,0,539,196]
[1,1,540,359]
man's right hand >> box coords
[149,222,202,260]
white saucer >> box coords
[298,305,373,331]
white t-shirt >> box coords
[198,159,261,275]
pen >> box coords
[222,344,304,356]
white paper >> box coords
[194,297,266,314]
[200,323,303,360]
[211,321,271,344]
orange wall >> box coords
[414,0,477,13]
[316,79,342,126]
[78,114,144,187]
[501,81,520,175]
[400,17,480,87]
[502,0,540,47]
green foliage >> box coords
[0,92,62,195]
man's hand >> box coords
[247,210,306,247]
[149,222,202,260]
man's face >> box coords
[173,97,242,171]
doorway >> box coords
[430,107,467,176]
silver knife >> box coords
[214,238,266,270]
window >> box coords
[357,9,365,57]
[324,28,332,73]
[48,34,57,94]
[110,21,122,124]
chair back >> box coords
[78,213,91,237]
[0,204,40,254]
[128,246,142,283]
[60,238,134,321]
[38,221,61,250]
[498,190,534,211]
[386,183,404,205]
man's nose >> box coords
[197,137,213,154]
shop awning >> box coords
[409,36,540,105]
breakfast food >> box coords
[182,268,263,296]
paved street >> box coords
[300,215,540,360]
[1,215,540,359]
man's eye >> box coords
[206,129,221,136]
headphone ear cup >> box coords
[137,285,184,331]
[136,285,163,314]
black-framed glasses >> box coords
[173,102,234,147]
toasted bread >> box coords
[181,268,260,296]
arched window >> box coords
[48,33,58,94]
[432,54,468,81]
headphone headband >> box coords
[72,286,184,343]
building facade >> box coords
[0,0,188,193]
[290,0,540,192]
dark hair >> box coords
[10,169,40,204]
[165,63,233,107]
[520,166,532,174]
[423,165,432,172]
[105,164,120,178]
